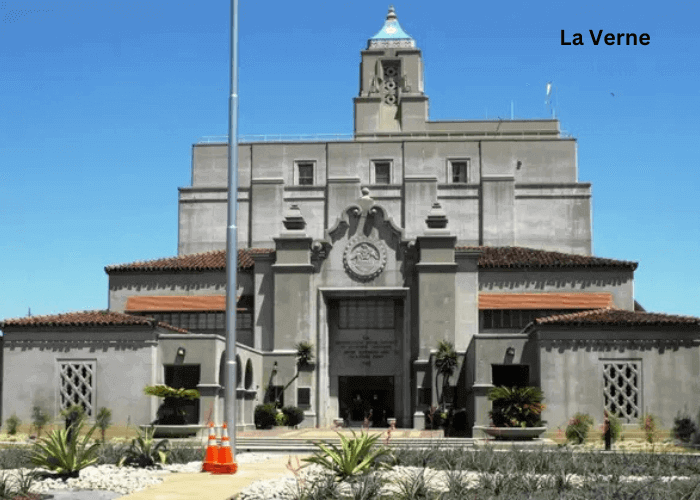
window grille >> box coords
[603,361,641,422]
[338,299,394,329]
[59,361,95,417]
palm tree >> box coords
[434,340,458,409]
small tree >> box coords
[274,342,315,407]
[31,405,51,438]
[434,340,458,409]
[96,407,112,443]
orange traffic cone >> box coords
[201,422,219,472]
[212,423,238,474]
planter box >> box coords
[474,426,547,441]
[140,424,205,438]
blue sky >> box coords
[1,0,698,320]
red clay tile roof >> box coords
[0,310,156,328]
[534,308,700,326]
[156,322,191,334]
[105,249,273,274]
[479,293,614,310]
[458,246,638,270]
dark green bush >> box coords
[254,403,277,429]
[282,406,305,427]
[673,411,697,443]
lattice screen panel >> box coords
[603,361,640,422]
[59,361,95,417]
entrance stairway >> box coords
[229,428,478,452]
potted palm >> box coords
[143,385,200,436]
[475,386,547,440]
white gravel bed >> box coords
[237,465,694,500]
[0,452,277,496]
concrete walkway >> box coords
[117,453,310,500]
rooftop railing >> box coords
[197,129,570,144]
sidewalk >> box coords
[117,453,310,500]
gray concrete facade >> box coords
[2,7,699,436]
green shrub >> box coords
[673,410,697,443]
[302,430,391,481]
[118,426,169,467]
[275,411,289,427]
[282,406,305,427]
[29,418,100,477]
[565,413,594,444]
[5,414,21,435]
[31,405,51,438]
[254,403,277,429]
[641,413,660,444]
[606,412,623,442]
[487,386,545,428]
[95,407,112,443]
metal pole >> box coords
[225,0,239,458]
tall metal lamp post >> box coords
[225,0,240,459]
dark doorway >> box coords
[492,364,530,387]
[164,364,200,424]
[339,376,394,427]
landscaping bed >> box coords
[238,438,700,500]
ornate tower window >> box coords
[602,360,641,422]
[380,60,401,106]
[58,360,95,417]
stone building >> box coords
[2,7,699,435]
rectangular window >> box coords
[603,361,641,422]
[296,162,314,186]
[297,387,311,407]
[480,309,590,330]
[164,364,201,425]
[492,364,530,387]
[373,161,391,184]
[59,360,95,417]
[450,160,469,183]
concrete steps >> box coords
[232,436,478,452]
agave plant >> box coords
[302,431,391,481]
[29,418,100,478]
[118,426,169,467]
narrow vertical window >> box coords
[450,160,469,183]
[373,161,391,184]
[296,162,314,186]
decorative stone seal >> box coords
[343,236,388,282]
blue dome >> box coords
[368,6,415,48]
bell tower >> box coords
[354,6,430,135]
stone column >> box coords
[272,205,315,415]
[414,203,457,428]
